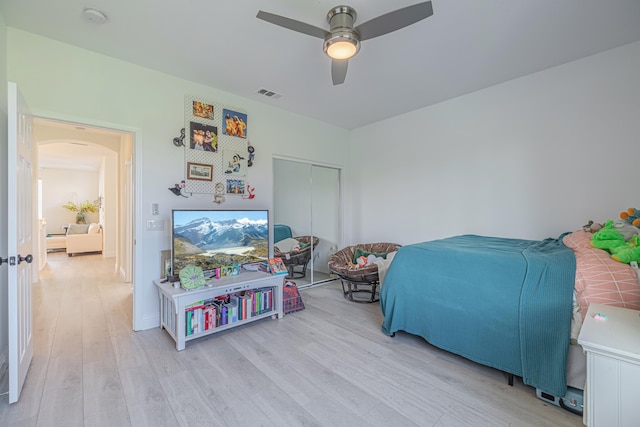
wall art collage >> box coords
[182,94,254,202]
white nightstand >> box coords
[578,303,640,427]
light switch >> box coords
[152,203,159,216]
[146,219,164,231]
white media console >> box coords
[154,271,284,351]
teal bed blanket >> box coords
[380,234,575,397]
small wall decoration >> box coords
[247,144,255,167]
[242,184,255,199]
[189,121,218,152]
[223,150,247,177]
[169,180,188,197]
[187,162,213,181]
[222,108,248,138]
[173,128,185,147]
[213,182,225,204]
[193,101,214,119]
[226,179,245,195]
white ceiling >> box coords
[3,0,640,130]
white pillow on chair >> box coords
[274,237,300,253]
[88,223,101,234]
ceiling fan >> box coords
[256,2,434,86]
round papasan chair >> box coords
[328,242,400,303]
[274,235,320,279]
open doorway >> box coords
[34,117,134,304]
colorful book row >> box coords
[185,287,274,336]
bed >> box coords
[379,230,640,400]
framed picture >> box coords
[187,162,213,181]
[222,108,248,138]
[223,150,247,177]
[226,179,245,195]
[192,101,214,119]
[189,121,218,152]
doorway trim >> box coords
[32,111,143,331]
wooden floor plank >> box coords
[82,359,131,427]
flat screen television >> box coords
[171,209,269,278]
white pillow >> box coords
[88,223,101,234]
[274,237,300,253]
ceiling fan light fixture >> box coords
[324,33,360,60]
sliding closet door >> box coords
[273,158,340,287]
[310,165,340,276]
[273,159,312,239]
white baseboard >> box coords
[137,313,160,331]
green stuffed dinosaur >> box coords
[611,234,640,264]
[590,220,626,251]
[591,220,640,264]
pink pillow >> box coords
[563,230,640,315]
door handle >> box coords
[17,254,33,264]
[0,257,7,266]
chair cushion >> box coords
[274,224,293,243]
[67,224,89,235]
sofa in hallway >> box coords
[66,223,103,256]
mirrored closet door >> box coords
[273,158,340,288]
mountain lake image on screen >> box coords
[171,209,269,277]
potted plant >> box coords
[62,197,101,224]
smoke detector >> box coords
[83,8,108,24]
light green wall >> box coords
[6,28,349,329]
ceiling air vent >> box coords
[256,88,282,99]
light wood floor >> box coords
[0,253,583,426]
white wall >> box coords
[101,154,118,258]
[348,41,640,245]
[0,11,8,378]
[6,28,349,330]
[39,168,100,231]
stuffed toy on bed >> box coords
[591,220,640,264]
[620,207,640,227]
[590,220,626,251]
[611,235,640,264]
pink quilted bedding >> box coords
[563,230,640,315]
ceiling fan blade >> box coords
[356,1,434,41]
[332,60,349,86]
[256,11,329,39]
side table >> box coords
[578,303,640,427]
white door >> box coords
[7,82,35,403]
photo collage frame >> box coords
[184,95,249,196]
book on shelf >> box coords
[268,257,288,275]
[183,287,275,334]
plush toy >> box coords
[611,235,640,264]
[620,208,640,227]
[591,221,640,264]
[356,254,385,268]
[583,220,603,233]
[590,220,626,251]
